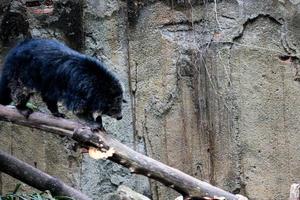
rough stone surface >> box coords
[128,1,300,200]
[1,1,300,200]
[81,1,150,199]
[0,0,150,199]
[106,185,151,200]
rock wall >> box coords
[0,0,150,199]
[1,0,300,200]
[128,1,300,199]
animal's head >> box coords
[104,96,124,120]
[87,58,127,121]
[98,80,126,121]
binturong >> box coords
[0,38,126,131]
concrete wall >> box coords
[1,1,300,200]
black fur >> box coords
[0,38,124,128]
[0,71,11,105]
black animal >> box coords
[0,38,125,130]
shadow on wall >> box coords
[0,0,84,51]
[0,1,30,47]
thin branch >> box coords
[0,105,247,200]
[0,149,91,200]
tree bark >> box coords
[0,105,247,200]
[0,149,91,200]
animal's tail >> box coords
[0,74,12,105]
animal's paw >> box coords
[19,108,34,119]
[91,124,106,132]
[53,112,66,118]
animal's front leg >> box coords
[76,112,105,132]
[43,97,65,118]
[90,113,105,132]
[12,86,33,118]
[94,115,105,132]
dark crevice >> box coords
[0,172,2,195]
[232,14,282,42]
[221,14,236,20]
[126,0,203,27]
[207,125,216,185]
[127,0,144,27]
[0,2,10,16]
[25,0,53,7]
[160,19,203,29]
[278,55,291,61]
[163,0,208,10]
[50,0,85,51]
[195,51,217,184]
[291,57,300,82]
[281,21,297,55]
[0,2,30,47]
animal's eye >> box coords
[122,99,128,103]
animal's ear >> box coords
[122,99,128,103]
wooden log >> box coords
[289,183,300,200]
[0,149,91,200]
[0,105,247,200]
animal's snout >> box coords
[116,116,122,120]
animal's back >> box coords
[3,39,80,88]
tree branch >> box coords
[0,105,247,200]
[289,183,300,200]
[0,149,91,200]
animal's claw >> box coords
[53,112,66,118]
[91,125,106,132]
[18,107,33,119]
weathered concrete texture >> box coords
[81,1,150,199]
[0,123,81,194]
[128,0,300,200]
[1,0,300,200]
[102,185,151,200]
[129,2,213,199]
[0,0,82,195]
[0,0,150,199]
[116,185,151,200]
